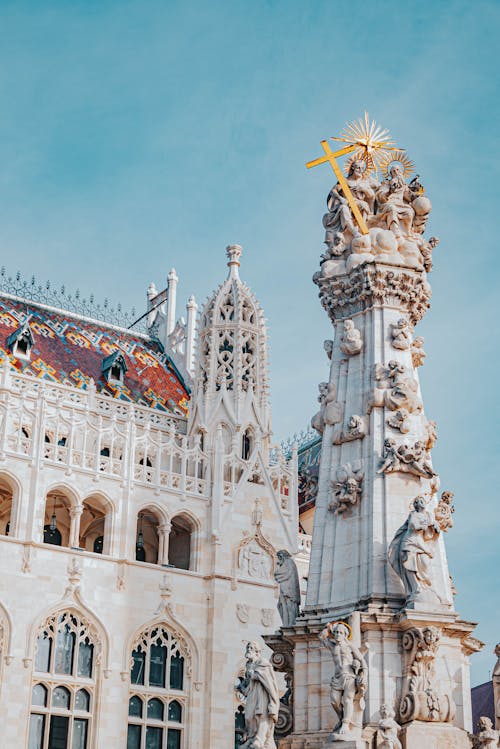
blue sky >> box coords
[0,0,498,685]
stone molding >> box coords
[314,262,431,325]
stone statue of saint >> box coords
[377,704,402,749]
[236,641,280,749]
[319,621,368,738]
[323,159,378,241]
[373,164,415,237]
[274,550,301,627]
[475,716,500,748]
[388,496,441,604]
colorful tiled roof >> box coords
[0,297,189,415]
[297,434,321,513]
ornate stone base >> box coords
[399,721,472,749]
[278,733,367,749]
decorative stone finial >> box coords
[226,244,243,277]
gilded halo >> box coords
[379,149,415,180]
[327,620,353,640]
[332,112,397,175]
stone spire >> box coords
[188,245,270,446]
[267,120,482,749]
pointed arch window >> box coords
[29,612,98,749]
[128,626,187,749]
[241,428,253,461]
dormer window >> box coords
[102,351,128,384]
[7,319,35,361]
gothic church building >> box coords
[0,245,300,748]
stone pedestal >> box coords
[323,738,367,749]
[278,732,368,749]
[399,721,472,749]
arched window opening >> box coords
[136,512,160,564]
[29,612,97,749]
[16,335,30,357]
[220,424,232,455]
[241,428,253,461]
[128,627,186,749]
[168,516,193,571]
[234,705,245,747]
[79,496,109,555]
[0,476,14,537]
[43,492,73,548]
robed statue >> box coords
[388,496,440,604]
[274,549,301,627]
[236,641,280,749]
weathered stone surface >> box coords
[399,721,472,749]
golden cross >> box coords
[306,141,369,235]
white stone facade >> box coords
[0,247,300,748]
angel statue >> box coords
[274,549,301,627]
[474,716,500,748]
[377,704,402,749]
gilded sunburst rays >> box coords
[332,112,398,175]
[378,149,415,180]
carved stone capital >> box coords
[314,262,431,326]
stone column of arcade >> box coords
[267,115,482,749]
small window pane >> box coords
[131,650,145,685]
[48,714,69,749]
[149,644,167,688]
[127,725,141,749]
[32,684,48,707]
[35,635,52,673]
[169,655,184,690]
[55,627,75,675]
[75,689,90,712]
[147,698,164,721]
[72,719,88,749]
[128,696,143,718]
[146,726,163,749]
[167,729,181,749]
[28,713,45,749]
[168,701,182,723]
[77,640,94,678]
[52,686,70,710]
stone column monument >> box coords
[266,116,483,749]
